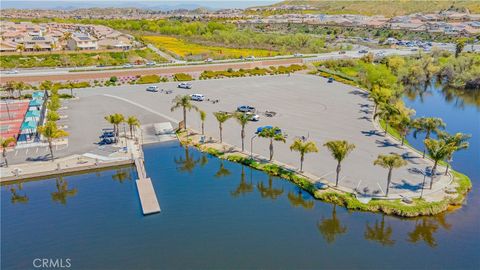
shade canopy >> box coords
[29,99,43,107]
[32,91,45,98]
[25,110,41,118]
[21,120,37,130]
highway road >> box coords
[1,44,478,81]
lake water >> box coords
[1,84,479,269]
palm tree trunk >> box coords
[374,104,378,115]
[300,154,304,172]
[48,140,54,162]
[219,124,223,143]
[445,164,450,176]
[183,107,187,131]
[241,127,245,152]
[430,161,438,189]
[401,136,405,146]
[201,122,204,135]
[269,139,274,161]
[130,126,133,139]
[335,161,341,187]
[3,149,8,167]
[385,123,389,135]
[386,168,392,196]
[423,132,430,158]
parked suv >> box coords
[178,82,192,89]
[190,94,205,101]
[146,86,159,92]
[237,105,255,113]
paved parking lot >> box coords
[47,73,444,196]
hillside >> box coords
[259,0,480,16]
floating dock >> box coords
[136,177,161,215]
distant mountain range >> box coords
[261,0,480,16]
[1,1,279,11]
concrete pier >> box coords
[136,177,161,215]
[132,141,160,215]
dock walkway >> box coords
[130,140,161,215]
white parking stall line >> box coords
[14,150,18,157]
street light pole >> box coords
[250,135,257,160]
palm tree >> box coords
[39,80,53,92]
[174,146,198,174]
[369,86,391,115]
[10,185,29,204]
[37,121,69,162]
[199,110,206,135]
[408,218,439,247]
[373,154,407,196]
[234,112,252,152]
[1,137,16,167]
[424,138,454,189]
[412,117,446,158]
[374,103,400,135]
[213,112,232,143]
[438,132,470,175]
[364,215,395,246]
[51,177,77,205]
[323,140,355,187]
[104,113,124,142]
[289,139,318,172]
[16,43,25,55]
[317,205,347,244]
[66,80,75,97]
[112,168,132,183]
[126,116,140,139]
[257,175,284,200]
[3,81,16,97]
[258,127,286,161]
[391,110,413,146]
[231,165,254,197]
[33,44,41,52]
[171,95,198,131]
[50,42,57,53]
[214,160,231,178]
[288,189,314,209]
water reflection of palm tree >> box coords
[112,168,133,183]
[317,205,347,244]
[257,175,283,200]
[407,214,451,248]
[214,160,231,178]
[174,147,198,174]
[51,177,77,205]
[198,153,208,168]
[287,188,314,209]
[364,215,395,246]
[10,183,28,204]
[231,165,253,197]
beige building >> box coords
[23,36,55,51]
[67,33,98,50]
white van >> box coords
[190,94,205,101]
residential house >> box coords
[67,33,98,50]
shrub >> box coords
[109,76,118,83]
[136,75,161,84]
[174,73,193,81]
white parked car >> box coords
[190,94,205,101]
[204,58,213,63]
[293,53,303,57]
[246,112,260,121]
[245,56,255,61]
[123,63,133,68]
[5,70,18,74]
[178,82,192,89]
[146,86,158,92]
